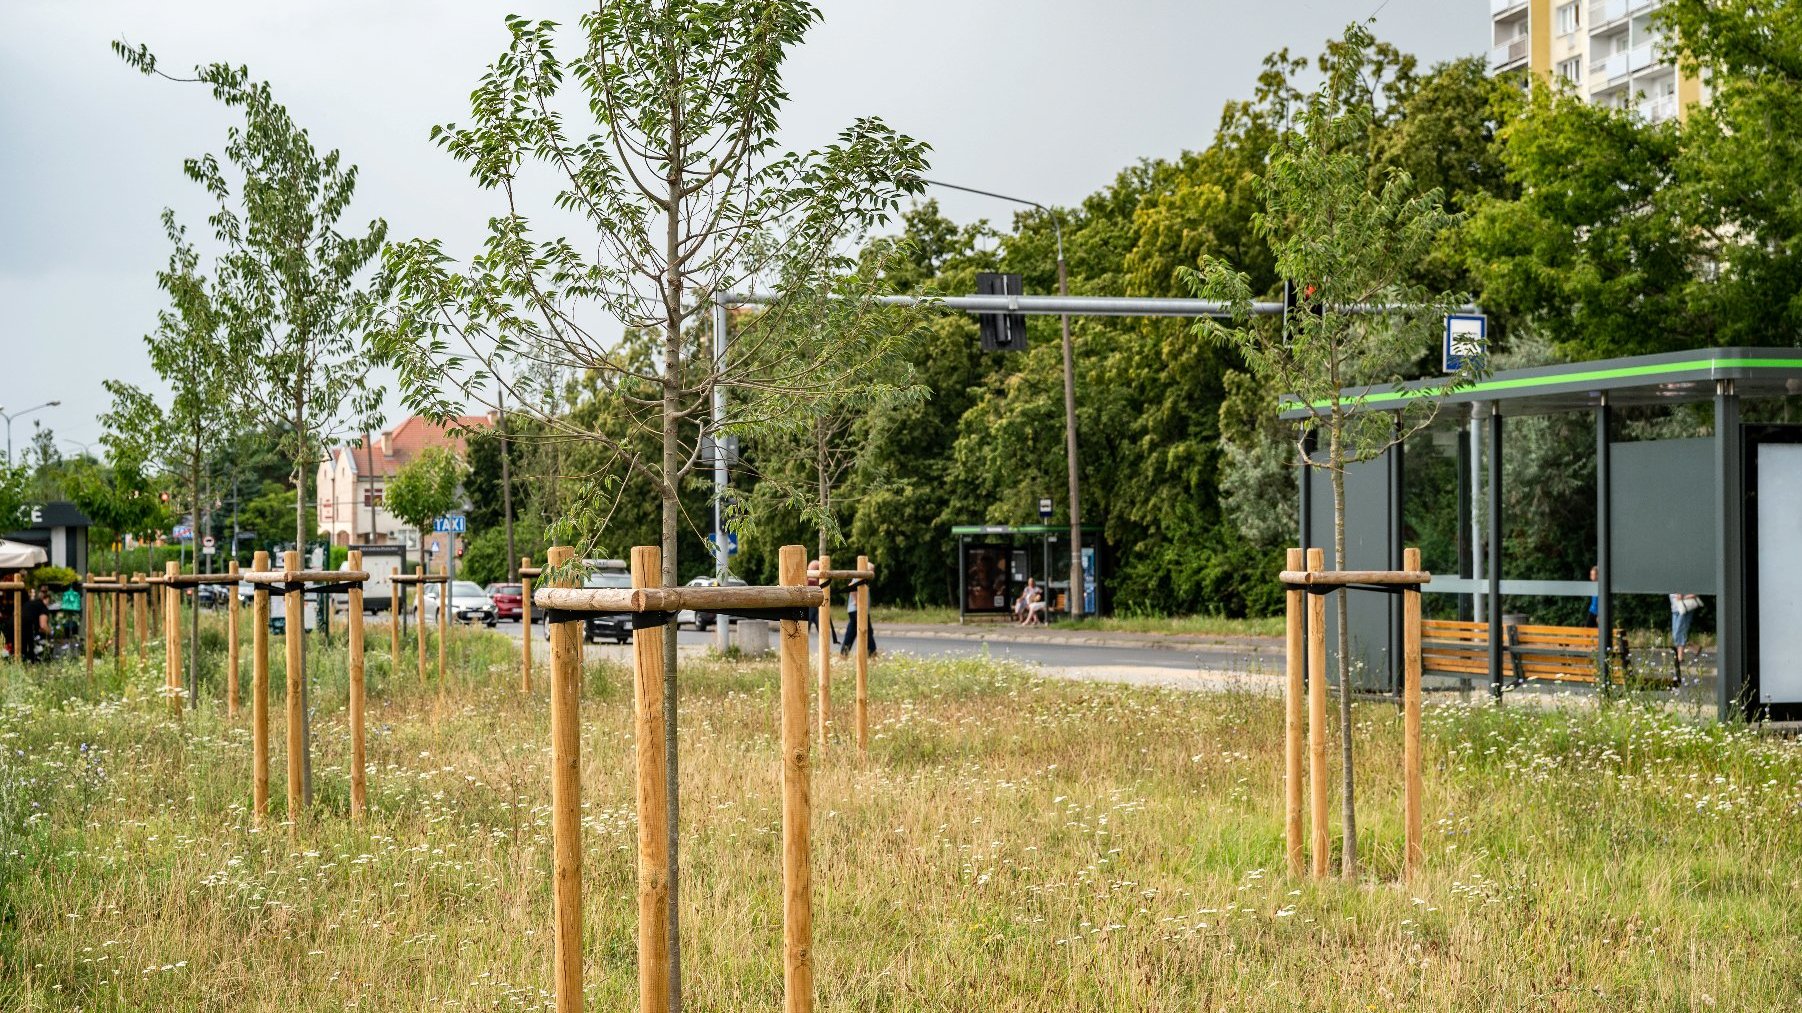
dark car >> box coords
[486,582,523,621]
[541,562,634,644]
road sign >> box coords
[707,531,740,556]
[202,535,216,556]
[1038,497,1053,521]
[1443,314,1488,372]
[433,515,467,534]
[173,523,193,542]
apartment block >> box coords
[1489,0,1704,123]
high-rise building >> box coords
[1489,0,1705,123]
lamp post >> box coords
[924,180,1087,616]
[2,401,62,464]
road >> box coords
[490,617,1285,693]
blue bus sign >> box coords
[1443,314,1488,373]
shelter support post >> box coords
[1487,407,1504,701]
[1389,416,1404,698]
[1715,381,1744,719]
[1595,397,1613,685]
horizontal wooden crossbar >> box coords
[0,581,27,591]
[1278,569,1432,587]
[164,573,247,586]
[84,583,151,593]
[807,568,876,581]
[388,573,450,585]
[517,568,543,579]
[239,569,369,585]
[533,585,823,614]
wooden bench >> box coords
[1422,619,1631,686]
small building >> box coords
[5,500,90,575]
[315,414,489,550]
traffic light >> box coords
[976,272,1027,352]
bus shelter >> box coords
[954,524,1104,622]
[1284,347,1802,722]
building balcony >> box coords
[1587,0,1629,29]
[1492,0,1529,15]
[1639,95,1679,123]
[1491,36,1530,70]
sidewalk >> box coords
[878,621,1283,654]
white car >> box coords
[423,580,498,627]
[678,575,747,630]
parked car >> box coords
[679,574,747,630]
[196,584,229,608]
[540,560,634,644]
[486,582,523,621]
[423,580,498,627]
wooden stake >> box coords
[521,555,533,694]
[779,544,814,1013]
[1402,546,1424,881]
[855,554,871,760]
[816,554,831,749]
[132,575,145,658]
[283,550,304,817]
[112,582,124,676]
[165,562,180,714]
[252,552,270,824]
[348,550,367,821]
[1283,546,1305,877]
[10,588,19,666]
[390,578,402,673]
[415,565,427,687]
[83,581,94,683]
[436,563,447,694]
[227,561,241,719]
[629,545,671,1013]
[1306,547,1328,878]
[545,545,583,1013]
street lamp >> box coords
[924,179,1088,617]
[1,400,63,464]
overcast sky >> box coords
[0,1,1481,455]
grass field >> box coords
[2,619,1799,1010]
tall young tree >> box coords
[101,212,233,566]
[384,447,467,556]
[118,44,388,801]
[374,7,926,996]
[1182,22,1475,879]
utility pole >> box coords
[925,179,1085,616]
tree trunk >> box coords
[293,373,312,809]
[816,419,829,560]
[661,89,685,1013]
[1329,423,1357,878]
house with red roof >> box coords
[315,414,490,550]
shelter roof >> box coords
[1278,347,1802,420]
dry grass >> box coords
[2,620,1800,1010]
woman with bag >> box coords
[1670,592,1703,666]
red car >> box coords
[485,582,523,621]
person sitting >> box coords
[1019,579,1048,626]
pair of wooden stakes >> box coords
[537,544,877,1013]
[1280,546,1429,881]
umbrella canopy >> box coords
[0,539,49,570]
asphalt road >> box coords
[490,616,1283,691]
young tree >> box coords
[101,212,235,576]
[1182,22,1475,879]
[374,7,926,993]
[384,447,467,557]
[118,44,388,802]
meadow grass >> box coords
[1,617,1799,1010]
